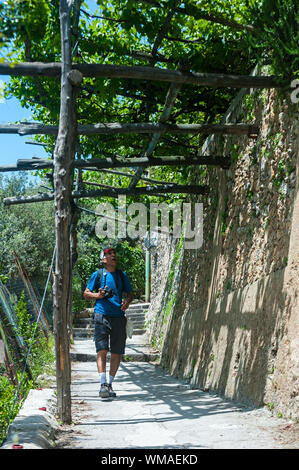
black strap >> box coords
[95,268,124,292]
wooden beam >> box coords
[3,183,209,205]
[0,155,230,173]
[0,62,61,77]
[0,122,259,136]
[6,154,230,171]
[129,59,188,189]
[0,62,281,88]
[0,123,57,135]
[3,192,55,205]
[0,164,26,172]
[0,158,54,172]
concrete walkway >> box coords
[1,333,298,451]
[56,335,298,450]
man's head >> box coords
[100,247,117,269]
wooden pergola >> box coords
[0,0,283,423]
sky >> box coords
[0,0,98,179]
[0,78,48,167]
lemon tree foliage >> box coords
[243,0,299,82]
[0,0,297,203]
[0,0,297,304]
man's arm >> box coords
[83,287,107,300]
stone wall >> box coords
[145,232,183,350]
[146,82,299,419]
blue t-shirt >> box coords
[87,269,133,318]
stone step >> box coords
[70,350,159,363]
[129,320,145,326]
[129,302,150,308]
[74,311,148,321]
[74,316,145,328]
[122,303,149,311]
[73,323,145,333]
[131,329,146,335]
[125,312,146,319]
[74,303,149,317]
[70,332,160,363]
[73,327,146,338]
[126,314,146,320]
[75,316,145,324]
[73,328,94,338]
[74,313,146,328]
[127,307,146,312]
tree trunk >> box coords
[53,0,80,424]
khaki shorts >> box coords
[94,315,127,354]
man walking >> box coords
[84,247,134,399]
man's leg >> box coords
[108,317,126,397]
[109,353,121,378]
[94,318,110,399]
[96,349,108,374]
[106,353,121,398]
[96,350,110,398]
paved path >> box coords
[55,335,298,450]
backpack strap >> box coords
[95,268,124,292]
[95,268,103,292]
[117,269,125,292]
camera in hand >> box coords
[103,287,114,299]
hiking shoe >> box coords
[108,384,116,398]
[99,383,109,399]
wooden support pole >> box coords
[0,122,259,136]
[0,163,51,172]
[3,183,209,205]
[53,0,81,425]
[0,62,281,88]
[0,154,230,174]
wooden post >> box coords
[53,0,81,424]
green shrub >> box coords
[0,293,55,445]
[0,372,32,446]
[245,0,299,83]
